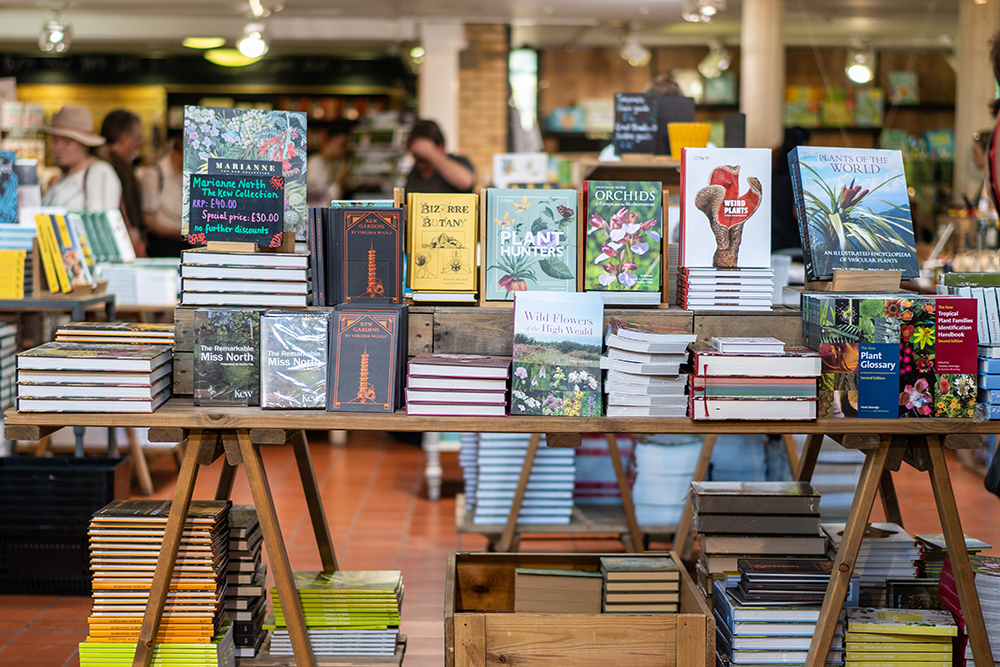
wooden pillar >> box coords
[419,21,466,152]
[954,0,1000,202]
[740,0,785,149]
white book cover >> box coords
[680,148,772,269]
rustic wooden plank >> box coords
[3,424,62,441]
[221,431,243,465]
[926,437,995,667]
[454,555,603,612]
[215,460,236,501]
[454,614,485,667]
[444,553,457,667]
[173,306,195,352]
[147,428,185,443]
[878,470,904,527]
[781,434,800,473]
[173,351,193,396]
[197,433,224,466]
[249,429,287,445]
[884,442,907,471]
[841,434,880,450]
[904,443,933,472]
[546,433,581,449]
[483,614,675,667]
[795,434,823,481]
[408,311,434,356]
[944,433,983,450]
[693,310,803,347]
[675,556,715,667]
[677,615,705,667]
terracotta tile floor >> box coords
[1,430,998,666]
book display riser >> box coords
[445,551,712,667]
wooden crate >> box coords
[445,551,713,667]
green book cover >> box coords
[583,181,661,292]
[193,308,261,406]
[484,188,578,301]
[599,556,679,573]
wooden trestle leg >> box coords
[497,433,541,553]
[292,429,339,573]
[215,460,236,501]
[795,433,823,481]
[605,433,644,554]
[672,434,717,559]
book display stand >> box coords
[804,269,903,293]
[30,238,110,300]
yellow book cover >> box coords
[846,633,951,644]
[845,662,950,667]
[34,214,70,293]
[846,609,957,637]
[847,653,952,661]
[407,192,478,292]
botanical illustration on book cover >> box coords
[792,147,918,280]
[485,189,577,300]
[193,309,260,406]
[511,292,603,416]
[0,151,17,225]
[585,181,661,292]
[181,105,307,242]
[409,193,477,292]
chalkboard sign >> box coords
[614,93,658,155]
[187,173,285,248]
[655,96,696,156]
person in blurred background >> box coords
[404,119,475,195]
[307,118,354,205]
[40,105,121,211]
[100,109,146,255]
[771,126,812,253]
[138,130,186,257]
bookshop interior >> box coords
[3,0,1000,666]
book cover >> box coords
[328,311,399,413]
[599,556,679,575]
[16,342,171,372]
[484,188,578,301]
[193,308,261,406]
[50,213,95,288]
[181,105,308,243]
[407,193,477,293]
[260,312,329,409]
[932,297,977,418]
[583,181,662,293]
[330,208,403,305]
[789,147,918,282]
[0,150,16,225]
[34,213,71,292]
[784,85,821,128]
[857,343,899,418]
[680,148,771,269]
[888,72,919,105]
[854,88,884,128]
[846,608,956,636]
[691,481,820,515]
[511,292,603,416]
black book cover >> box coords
[327,310,399,413]
[334,303,408,409]
[328,207,403,305]
[695,514,822,535]
[260,311,329,409]
[737,558,834,577]
[740,580,829,593]
[730,587,825,605]
[193,308,262,406]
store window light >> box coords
[846,47,876,84]
[509,49,538,132]
[620,33,651,67]
[38,13,71,53]
[237,23,268,59]
[698,40,731,79]
[682,0,726,23]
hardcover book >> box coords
[845,608,956,636]
[328,207,403,305]
[788,147,918,282]
[193,308,261,406]
[511,291,603,416]
[680,148,772,269]
[407,192,478,293]
[334,303,408,410]
[691,481,820,515]
[583,181,662,294]
[181,105,308,243]
[0,150,16,225]
[16,342,171,372]
[260,312,329,409]
[484,188,578,301]
[328,311,399,413]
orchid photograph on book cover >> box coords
[584,181,662,292]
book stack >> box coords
[93,259,179,307]
[845,608,956,667]
[406,192,478,303]
[54,322,174,346]
[600,556,681,613]
[688,339,822,420]
[0,247,27,298]
[267,570,402,657]
[79,623,235,667]
[0,223,35,252]
[180,250,311,307]
[405,353,511,417]
[472,434,575,525]
[514,568,602,613]
[600,318,695,418]
[678,149,774,311]
[459,432,478,512]
[0,322,14,411]
[630,434,702,526]
[226,506,267,658]
[81,500,231,659]
[979,353,1000,419]
[937,275,1000,401]
[715,558,848,667]
[823,522,919,607]
[939,554,1000,665]
[914,533,990,579]
[690,482,826,601]
[16,341,172,412]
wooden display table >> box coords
[4,402,996,667]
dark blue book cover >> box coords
[329,208,403,305]
[0,151,17,226]
[327,310,399,413]
[857,343,899,418]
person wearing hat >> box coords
[40,105,122,212]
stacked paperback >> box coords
[0,321,14,410]
[180,250,311,307]
[225,506,267,658]
[471,433,575,526]
[600,318,694,417]
[715,558,846,667]
[81,500,231,662]
[600,556,681,613]
[78,624,235,667]
[678,148,774,311]
[16,341,172,412]
[845,608,955,667]
[405,353,510,417]
[0,247,28,298]
[939,554,1000,665]
[979,352,1000,419]
[914,533,990,579]
[689,338,821,420]
[267,570,402,657]
[823,522,919,607]
[514,568,602,613]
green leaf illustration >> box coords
[538,258,574,280]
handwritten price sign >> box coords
[187,174,285,248]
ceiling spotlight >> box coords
[620,33,651,68]
[183,37,227,49]
[204,48,263,67]
[38,14,71,53]
[237,23,268,59]
[683,0,726,23]
[846,47,876,84]
[698,40,731,79]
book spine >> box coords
[35,215,70,293]
[987,287,1000,345]
[787,153,813,281]
[967,286,989,345]
[679,149,687,268]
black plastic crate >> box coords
[0,531,90,595]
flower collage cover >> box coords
[803,294,977,419]
[181,105,307,242]
[584,181,661,293]
[511,292,603,416]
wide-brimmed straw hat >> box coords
[39,105,106,147]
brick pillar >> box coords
[458,24,509,188]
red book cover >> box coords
[934,297,977,373]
